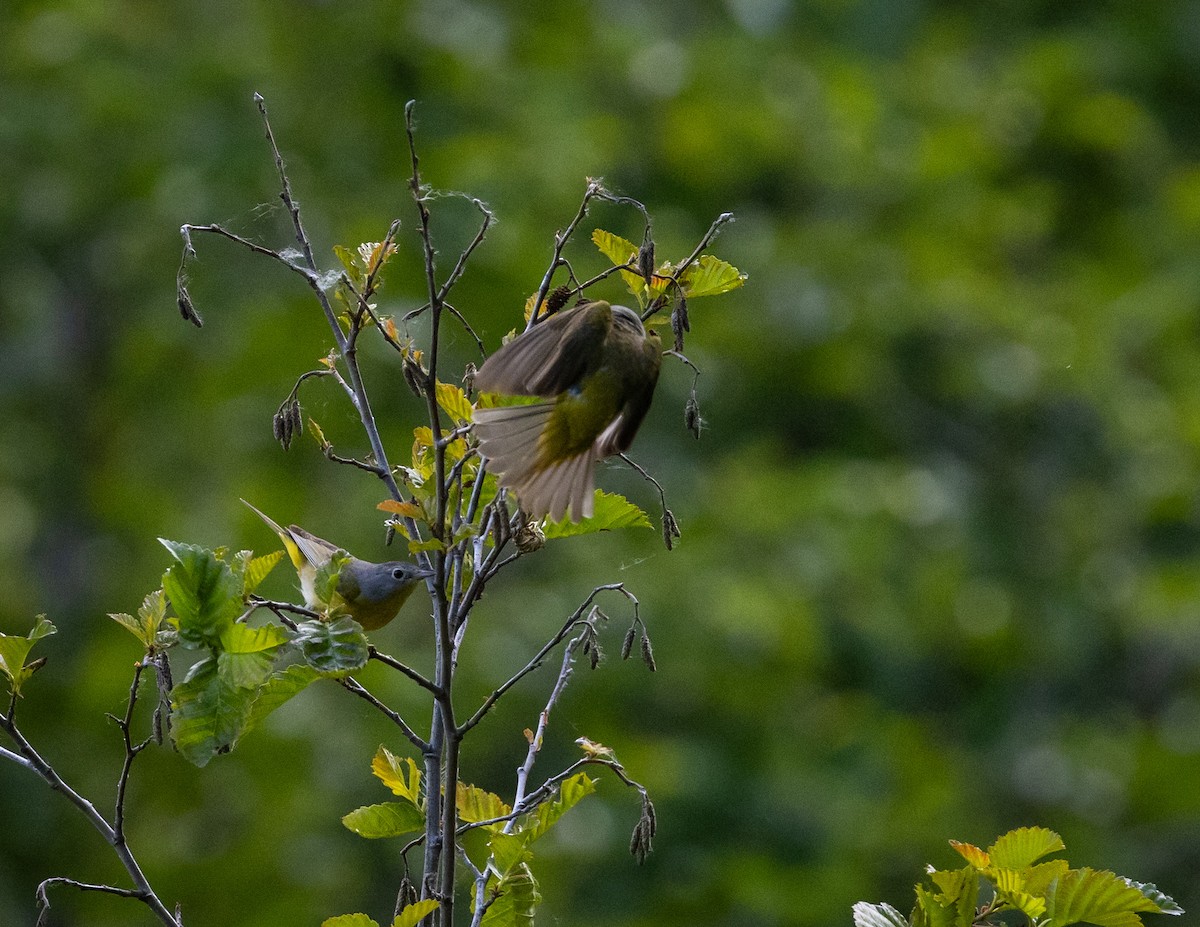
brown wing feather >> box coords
[475,301,612,397]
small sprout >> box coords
[575,736,617,761]
[545,284,572,315]
[670,296,689,352]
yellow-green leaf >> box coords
[242,550,284,595]
[324,915,378,927]
[342,801,426,839]
[592,229,638,266]
[679,254,746,298]
[949,840,989,869]
[435,381,475,424]
[0,616,55,694]
[393,900,439,927]
[372,746,422,805]
[542,491,653,540]
[989,826,1065,869]
[457,782,511,827]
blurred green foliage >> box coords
[3,1,1200,925]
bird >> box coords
[471,300,663,522]
[242,500,431,631]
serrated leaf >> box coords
[457,782,511,827]
[409,538,446,555]
[488,832,530,876]
[1047,868,1171,927]
[378,499,423,519]
[542,491,653,540]
[989,826,1065,869]
[160,541,243,648]
[519,772,596,843]
[393,899,439,927]
[928,867,977,905]
[241,664,322,736]
[0,616,56,694]
[312,551,352,611]
[679,253,746,297]
[110,589,168,649]
[989,869,1047,920]
[170,657,258,766]
[323,915,377,927]
[333,244,364,283]
[435,381,474,424]
[912,886,959,927]
[949,840,990,869]
[372,746,422,806]
[295,618,369,674]
[479,863,540,927]
[341,801,426,839]
[242,550,284,595]
[1025,860,1071,896]
[217,622,292,689]
[852,902,911,927]
[592,229,638,267]
[1124,879,1183,916]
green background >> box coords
[3,1,1200,924]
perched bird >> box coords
[242,500,431,630]
[472,300,663,522]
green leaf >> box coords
[520,772,595,842]
[1124,880,1183,916]
[927,867,978,926]
[241,664,322,736]
[216,622,292,689]
[393,899,439,927]
[322,914,378,927]
[160,540,243,647]
[989,826,1065,869]
[372,746,422,806]
[852,902,910,927]
[333,244,365,286]
[341,801,426,839]
[911,886,959,927]
[592,229,638,267]
[408,538,446,555]
[435,381,475,424]
[457,782,511,827]
[1047,868,1172,927]
[240,549,284,595]
[989,869,1046,920]
[295,618,369,674]
[479,863,540,927]
[312,550,352,610]
[170,657,258,766]
[542,491,653,540]
[109,589,167,649]
[679,253,746,297]
[488,832,531,876]
[0,616,56,694]
[1024,860,1071,896]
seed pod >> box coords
[514,517,545,553]
[670,297,689,352]
[661,508,681,551]
[545,284,572,315]
[621,624,637,660]
[638,229,656,287]
[403,356,425,398]
[462,362,477,398]
[177,286,203,328]
[640,631,657,672]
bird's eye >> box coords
[393,567,406,580]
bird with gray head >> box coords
[471,300,663,522]
[242,500,431,631]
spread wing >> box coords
[475,301,612,397]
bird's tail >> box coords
[241,498,306,573]
[473,403,595,522]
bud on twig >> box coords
[514,514,545,553]
[177,286,203,328]
[630,795,657,864]
[462,362,477,398]
[403,354,426,398]
[639,630,656,672]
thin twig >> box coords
[457,584,631,736]
[640,211,736,322]
[368,647,440,696]
[337,677,431,753]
